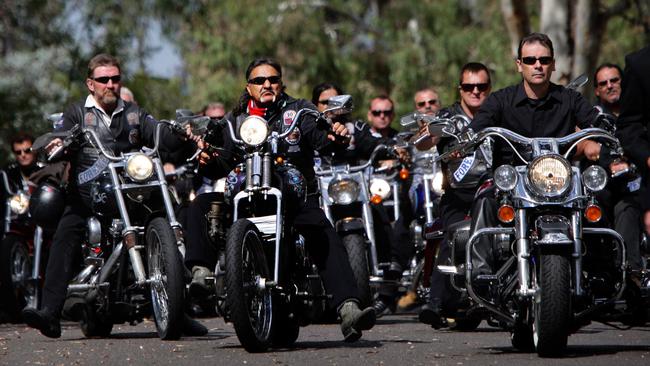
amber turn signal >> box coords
[275,157,284,164]
[497,204,515,223]
[370,194,383,205]
[585,204,602,223]
[399,168,409,180]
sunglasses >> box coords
[460,83,490,92]
[209,116,225,120]
[597,77,621,87]
[371,109,393,117]
[13,148,32,155]
[520,56,554,66]
[247,75,282,85]
[318,99,330,105]
[91,75,121,84]
[416,99,438,108]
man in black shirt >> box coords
[467,33,600,276]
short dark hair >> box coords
[594,63,623,85]
[369,95,394,110]
[311,82,344,105]
[459,62,491,85]
[245,57,282,81]
[10,132,34,147]
[517,33,554,59]
[87,53,121,78]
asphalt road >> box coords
[1,314,649,366]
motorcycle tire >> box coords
[533,254,571,357]
[342,233,371,308]
[146,217,185,340]
[226,219,273,352]
[0,234,36,322]
[80,303,113,338]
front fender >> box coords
[335,217,365,234]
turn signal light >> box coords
[585,204,602,223]
[399,168,410,180]
[123,231,137,249]
[370,194,383,205]
[497,204,515,223]
[276,157,284,165]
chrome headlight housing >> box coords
[431,171,444,195]
[239,115,269,146]
[126,153,154,182]
[327,179,360,204]
[527,155,572,197]
[9,193,30,215]
[582,165,608,192]
[494,165,518,191]
[369,178,391,199]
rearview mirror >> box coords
[323,95,353,117]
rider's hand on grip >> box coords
[328,121,351,144]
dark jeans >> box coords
[184,192,223,270]
[41,200,89,315]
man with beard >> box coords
[21,53,206,338]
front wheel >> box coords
[533,254,571,357]
[226,219,273,352]
[0,234,36,321]
[147,217,185,340]
[342,233,371,308]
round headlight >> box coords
[369,178,391,199]
[582,165,607,192]
[494,165,518,191]
[327,179,360,204]
[431,171,444,195]
[527,155,572,197]
[239,115,269,146]
[10,193,30,215]
[126,153,154,182]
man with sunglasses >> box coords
[465,33,601,278]
[416,62,493,328]
[22,53,207,339]
[414,88,441,116]
[594,63,623,116]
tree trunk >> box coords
[572,0,600,90]
[541,0,572,84]
[500,0,531,58]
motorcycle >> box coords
[32,117,199,339]
[434,118,645,356]
[222,95,353,352]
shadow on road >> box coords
[220,339,383,351]
[487,344,650,358]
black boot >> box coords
[418,303,444,329]
[339,300,376,342]
[22,307,62,338]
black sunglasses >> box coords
[597,77,621,87]
[247,75,282,85]
[371,109,393,117]
[460,83,490,92]
[416,99,438,108]
[13,148,32,155]
[520,56,554,66]
[91,75,121,84]
[318,99,330,105]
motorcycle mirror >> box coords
[566,74,588,90]
[47,112,64,129]
[175,109,194,119]
[427,121,456,137]
[323,95,353,117]
[178,116,211,135]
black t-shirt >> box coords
[469,82,597,167]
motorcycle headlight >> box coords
[494,165,518,191]
[527,155,572,197]
[582,165,607,192]
[126,153,154,182]
[327,179,360,204]
[369,178,391,199]
[239,115,269,146]
[10,193,29,215]
[431,171,444,195]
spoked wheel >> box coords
[146,217,185,340]
[0,235,36,321]
[532,254,571,357]
[342,233,371,308]
[226,219,273,352]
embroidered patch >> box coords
[453,152,476,183]
[128,129,140,145]
[283,110,296,125]
[84,112,97,127]
[127,112,139,126]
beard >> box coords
[98,89,119,109]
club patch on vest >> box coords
[129,129,140,144]
[127,112,139,126]
[283,110,296,126]
[84,112,97,127]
